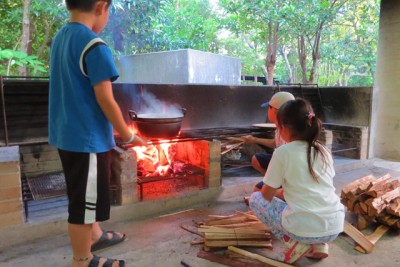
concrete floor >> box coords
[1,157,400,267]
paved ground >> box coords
[1,157,400,267]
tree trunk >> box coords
[308,23,323,84]
[297,35,307,84]
[113,25,125,53]
[279,47,293,83]
[253,66,258,84]
[36,19,55,59]
[265,22,279,86]
[19,0,32,76]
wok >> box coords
[128,108,186,139]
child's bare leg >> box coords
[69,223,91,267]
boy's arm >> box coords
[94,80,146,146]
[242,135,276,148]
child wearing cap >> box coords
[242,91,295,196]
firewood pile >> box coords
[199,210,272,249]
[340,173,400,231]
[182,211,296,266]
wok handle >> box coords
[128,110,138,120]
[181,108,187,116]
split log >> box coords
[357,214,373,230]
[376,213,400,227]
[364,179,399,198]
[386,198,400,216]
[343,221,375,253]
[368,187,400,217]
[355,225,390,253]
[341,173,400,231]
[228,246,294,267]
[197,249,269,267]
[341,174,376,200]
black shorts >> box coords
[58,149,111,224]
[254,152,273,170]
[254,152,273,190]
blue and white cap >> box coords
[261,92,295,109]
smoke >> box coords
[138,91,184,118]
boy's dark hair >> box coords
[277,98,328,182]
[66,0,112,12]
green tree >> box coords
[318,0,379,86]
[101,0,163,54]
[151,0,220,52]
[219,0,288,85]
[0,0,66,76]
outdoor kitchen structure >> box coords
[0,71,370,230]
[3,2,400,266]
[0,49,372,229]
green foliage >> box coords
[218,0,379,86]
[150,0,221,52]
[0,0,380,86]
[101,0,164,54]
[0,0,66,76]
[0,49,46,75]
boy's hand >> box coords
[130,134,148,147]
[241,135,256,144]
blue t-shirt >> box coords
[49,22,119,152]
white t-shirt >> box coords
[263,140,345,237]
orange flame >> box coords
[132,140,177,176]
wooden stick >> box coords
[355,225,390,253]
[228,246,294,267]
[221,142,244,155]
[226,137,245,142]
[207,214,235,219]
[204,233,270,240]
[205,240,272,247]
[234,210,259,221]
[198,227,268,234]
[343,220,375,253]
[181,224,204,237]
[204,216,249,226]
[206,221,266,228]
[190,239,204,245]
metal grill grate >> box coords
[26,172,66,200]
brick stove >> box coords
[110,139,222,204]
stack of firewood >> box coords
[198,211,272,249]
[340,173,400,230]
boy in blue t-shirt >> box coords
[49,1,146,266]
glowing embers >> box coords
[132,140,208,201]
[132,140,185,177]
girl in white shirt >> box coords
[249,98,345,264]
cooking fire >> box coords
[133,141,184,177]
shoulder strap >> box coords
[79,37,106,77]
